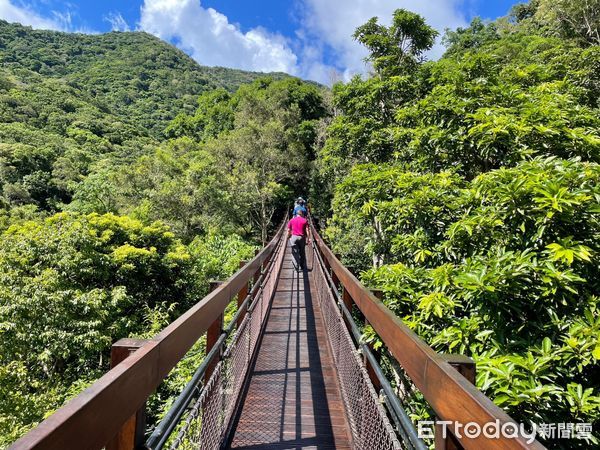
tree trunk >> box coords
[372,217,385,268]
[261,198,268,245]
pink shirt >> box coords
[288,216,308,237]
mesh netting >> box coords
[312,245,402,450]
[166,235,286,450]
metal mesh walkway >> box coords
[227,247,352,449]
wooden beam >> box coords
[364,289,383,393]
[341,288,354,330]
[331,253,341,289]
[205,281,224,382]
[237,260,249,328]
[106,339,147,450]
[435,355,477,450]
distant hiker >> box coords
[293,197,307,217]
[288,209,309,271]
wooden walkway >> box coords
[227,247,352,449]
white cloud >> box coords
[296,0,470,82]
[137,0,471,83]
[104,11,130,32]
[0,0,63,29]
[0,0,471,85]
[139,0,299,74]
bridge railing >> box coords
[310,222,546,450]
[310,233,425,450]
[10,220,287,450]
[150,218,287,449]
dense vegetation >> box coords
[0,213,256,442]
[0,21,289,136]
[0,21,326,446]
[0,20,290,216]
[316,2,599,448]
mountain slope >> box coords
[0,21,291,213]
[0,20,289,137]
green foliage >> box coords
[327,164,465,267]
[187,233,258,295]
[0,20,295,214]
[317,15,600,196]
[320,7,600,446]
[525,0,600,46]
[393,34,600,177]
[442,18,500,56]
[0,20,313,445]
[165,77,328,242]
[0,21,288,137]
[354,9,438,76]
[0,213,189,443]
[68,77,328,244]
[66,138,234,240]
[165,88,235,141]
[332,158,600,445]
[0,212,254,445]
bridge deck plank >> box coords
[227,248,352,450]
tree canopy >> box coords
[2,1,600,447]
[317,3,600,447]
[354,9,438,76]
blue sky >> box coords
[0,0,523,83]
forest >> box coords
[0,19,327,446]
[0,0,599,448]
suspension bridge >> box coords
[10,217,545,450]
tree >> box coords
[0,21,327,445]
[315,11,437,203]
[534,0,600,45]
[0,213,193,443]
[319,7,600,446]
[208,103,302,243]
[353,9,438,77]
[398,33,600,176]
[164,88,234,141]
[442,18,500,55]
[0,212,255,444]
[332,158,600,445]
[162,77,327,242]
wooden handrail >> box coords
[10,221,287,450]
[310,223,546,450]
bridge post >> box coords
[331,253,342,290]
[364,289,383,393]
[106,338,148,450]
[237,260,249,328]
[206,281,224,383]
[434,355,476,450]
[342,288,353,319]
[253,249,261,286]
[322,251,331,274]
[340,266,355,328]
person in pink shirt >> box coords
[287,209,309,271]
